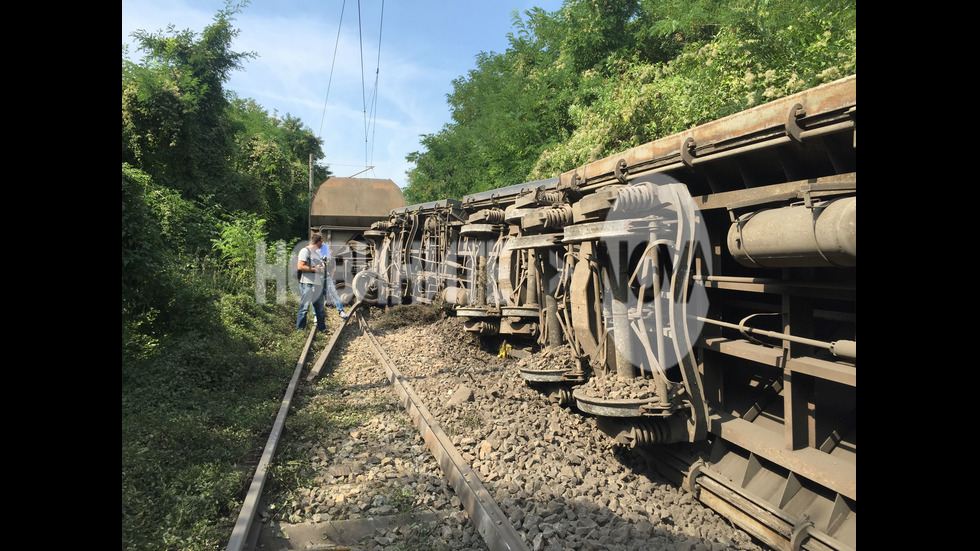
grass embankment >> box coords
[122,293,311,550]
[122,299,448,550]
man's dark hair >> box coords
[312,234,323,245]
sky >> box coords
[122,0,567,191]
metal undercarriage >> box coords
[356,76,856,551]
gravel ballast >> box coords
[261,306,767,551]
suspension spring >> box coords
[539,191,562,204]
[474,320,499,335]
[482,208,506,224]
[543,205,573,229]
[555,387,573,408]
[614,183,660,213]
[630,418,675,447]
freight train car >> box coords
[309,176,406,301]
[356,75,856,551]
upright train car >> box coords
[309,176,406,301]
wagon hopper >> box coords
[310,176,406,297]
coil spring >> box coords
[373,220,392,231]
[482,208,505,224]
[543,205,573,229]
[555,387,573,407]
[539,191,561,204]
[629,418,673,447]
[614,183,659,213]
[469,320,499,335]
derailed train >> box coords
[336,76,856,551]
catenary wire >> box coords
[317,0,384,177]
[367,0,385,167]
[318,0,347,140]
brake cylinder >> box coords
[727,197,856,268]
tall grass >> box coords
[122,269,309,549]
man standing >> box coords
[296,234,327,333]
[318,235,348,319]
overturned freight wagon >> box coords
[358,75,856,551]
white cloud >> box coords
[123,0,567,190]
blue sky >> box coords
[122,0,567,191]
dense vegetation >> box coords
[122,2,330,549]
[403,0,856,204]
[122,0,855,549]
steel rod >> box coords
[694,315,855,360]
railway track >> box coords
[227,304,770,551]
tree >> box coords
[123,0,328,243]
[122,1,256,212]
[404,5,583,202]
[529,0,856,178]
[550,0,640,73]
[227,96,328,240]
[405,0,856,195]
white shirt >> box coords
[298,246,323,286]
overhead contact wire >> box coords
[367,0,385,168]
[318,0,347,140]
[357,0,368,167]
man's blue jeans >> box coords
[324,276,344,313]
[297,282,327,332]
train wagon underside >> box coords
[359,76,856,551]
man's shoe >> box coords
[340,310,348,319]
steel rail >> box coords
[226,325,319,551]
[355,312,530,551]
[306,313,354,382]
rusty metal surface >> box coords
[558,75,856,189]
[358,76,857,551]
[310,177,406,229]
[461,177,560,209]
[728,197,856,268]
[518,367,570,382]
[305,315,353,383]
[572,388,663,417]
